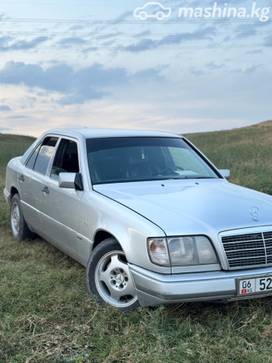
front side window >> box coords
[86,137,218,185]
[33,137,58,175]
[50,139,79,180]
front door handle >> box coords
[18,174,25,183]
[42,186,50,195]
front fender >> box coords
[90,192,171,274]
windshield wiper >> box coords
[160,176,216,180]
[192,176,216,179]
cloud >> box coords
[130,68,165,82]
[0,62,110,103]
[0,104,11,112]
[95,31,123,41]
[206,62,224,70]
[235,24,257,38]
[123,26,216,52]
[241,65,263,74]
[264,36,272,47]
[0,61,163,105]
[124,38,156,53]
[57,36,87,47]
[0,36,12,46]
[0,36,48,52]
[191,62,224,76]
[246,49,262,55]
[134,30,151,38]
[111,10,132,25]
[8,114,29,120]
[0,127,11,133]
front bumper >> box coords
[129,264,272,306]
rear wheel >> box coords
[10,194,34,241]
[86,238,139,311]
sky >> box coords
[0,0,271,136]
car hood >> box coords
[94,179,272,235]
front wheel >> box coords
[10,194,34,241]
[86,238,139,311]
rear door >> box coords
[20,136,59,233]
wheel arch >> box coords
[93,229,122,251]
[10,186,19,198]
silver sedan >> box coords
[4,128,272,311]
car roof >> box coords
[45,128,181,139]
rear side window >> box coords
[26,146,40,169]
[50,139,79,180]
[32,137,58,175]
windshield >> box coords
[86,137,218,184]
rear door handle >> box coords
[18,174,25,183]
[42,186,50,195]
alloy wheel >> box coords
[94,250,137,308]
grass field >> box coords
[1,123,272,363]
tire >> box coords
[10,194,34,241]
[86,238,140,312]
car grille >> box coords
[221,231,272,269]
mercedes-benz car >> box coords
[4,128,272,311]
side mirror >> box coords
[59,172,84,191]
[219,169,231,179]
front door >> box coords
[39,137,92,265]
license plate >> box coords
[238,276,272,296]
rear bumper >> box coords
[3,188,10,203]
[129,264,272,306]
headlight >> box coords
[147,236,217,267]
[147,238,170,266]
[168,236,217,266]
